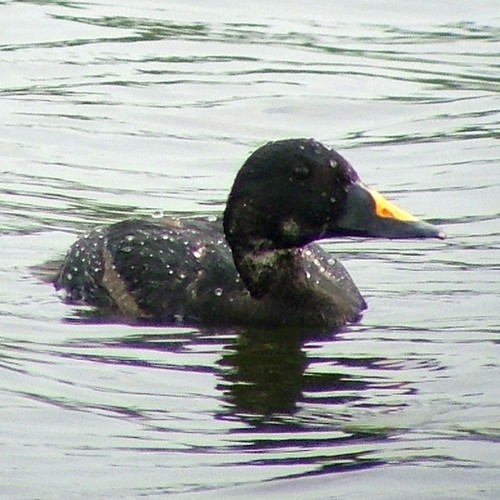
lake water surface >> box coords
[1,0,499,498]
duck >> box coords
[54,138,445,329]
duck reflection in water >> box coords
[216,327,410,423]
[218,328,308,416]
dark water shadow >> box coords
[217,327,310,417]
[213,326,392,474]
[213,327,405,427]
[36,312,413,477]
[54,316,410,425]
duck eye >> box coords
[293,165,311,181]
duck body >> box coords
[55,217,366,328]
[54,138,444,329]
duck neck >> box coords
[231,245,308,300]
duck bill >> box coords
[335,182,446,240]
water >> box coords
[1,0,499,497]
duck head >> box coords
[224,138,445,257]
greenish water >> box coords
[1,1,499,498]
